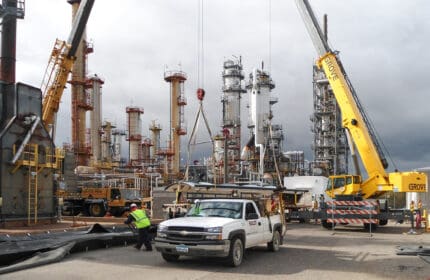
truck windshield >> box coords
[186,201,243,219]
[120,189,140,200]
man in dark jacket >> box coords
[124,203,152,251]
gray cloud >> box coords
[14,0,430,172]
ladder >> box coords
[25,144,38,224]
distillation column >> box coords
[68,0,92,166]
[149,120,162,163]
[126,106,143,166]
[87,74,103,164]
[112,128,125,163]
[142,137,152,168]
[246,67,275,178]
[164,70,187,174]
[221,58,246,176]
[101,121,114,163]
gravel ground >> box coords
[2,221,430,280]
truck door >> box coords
[244,202,263,247]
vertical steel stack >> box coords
[87,74,104,164]
[68,0,92,166]
[164,70,187,174]
[126,106,143,166]
[221,58,246,178]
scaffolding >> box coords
[311,65,348,176]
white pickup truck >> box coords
[154,198,286,266]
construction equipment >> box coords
[295,0,427,228]
[41,0,94,137]
[58,186,143,217]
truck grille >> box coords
[166,226,206,242]
[167,226,204,232]
[167,233,205,242]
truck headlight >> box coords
[157,225,168,238]
[205,227,222,240]
[206,226,222,233]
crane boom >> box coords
[41,0,94,136]
[295,0,427,198]
[67,0,94,58]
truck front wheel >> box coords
[161,253,180,262]
[267,230,281,252]
[225,237,244,267]
[89,203,106,217]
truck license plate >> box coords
[176,245,189,253]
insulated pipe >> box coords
[10,116,41,164]
[224,136,228,183]
[0,115,16,139]
[258,144,265,185]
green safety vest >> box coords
[130,209,151,229]
[194,204,200,215]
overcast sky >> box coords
[15,0,430,172]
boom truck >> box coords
[295,0,427,229]
[154,182,286,267]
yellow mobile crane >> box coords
[295,0,427,228]
[41,0,94,137]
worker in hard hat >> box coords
[124,203,152,251]
[408,200,416,234]
[416,200,423,229]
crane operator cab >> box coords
[326,175,362,199]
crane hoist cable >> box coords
[268,0,272,73]
[184,89,214,181]
[197,0,204,89]
[185,1,216,182]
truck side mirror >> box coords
[246,213,259,220]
